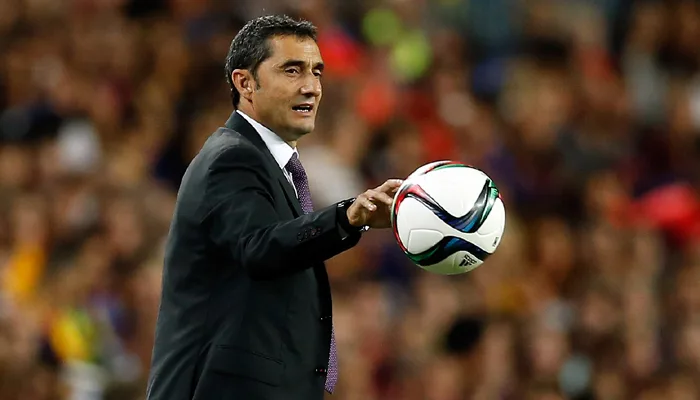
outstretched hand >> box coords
[347,179,403,229]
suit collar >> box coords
[224,111,303,216]
[225,111,264,150]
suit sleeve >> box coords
[203,145,362,280]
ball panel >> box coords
[407,229,444,254]
[412,167,488,218]
[469,198,506,253]
[394,197,444,252]
[417,253,459,275]
[408,236,492,267]
[477,196,505,235]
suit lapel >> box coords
[225,112,304,217]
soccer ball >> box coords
[391,161,506,275]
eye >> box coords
[285,67,300,75]
[313,70,323,78]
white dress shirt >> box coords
[236,110,298,195]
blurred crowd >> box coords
[2,0,700,399]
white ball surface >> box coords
[391,161,506,274]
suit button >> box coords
[315,368,327,375]
[320,316,331,321]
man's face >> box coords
[250,35,323,141]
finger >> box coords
[357,194,377,211]
[376,179,404,194]
[366,189,393,206]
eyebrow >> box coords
[280,60,325,71]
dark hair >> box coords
[224,15,318,108]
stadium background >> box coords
[1,0,700,399]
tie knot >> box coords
[286,153,304,175]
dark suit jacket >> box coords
[146,112,363,400]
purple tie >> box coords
[285,153,338,393]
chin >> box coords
[290,123,315,137]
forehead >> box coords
[265,35,322,64]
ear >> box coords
[231,69,256,102]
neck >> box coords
[237,105,296,148]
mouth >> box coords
[291,103,314,114]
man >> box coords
[146,15,402,400]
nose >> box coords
[300,77,322,98]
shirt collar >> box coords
[236,110,297,171]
